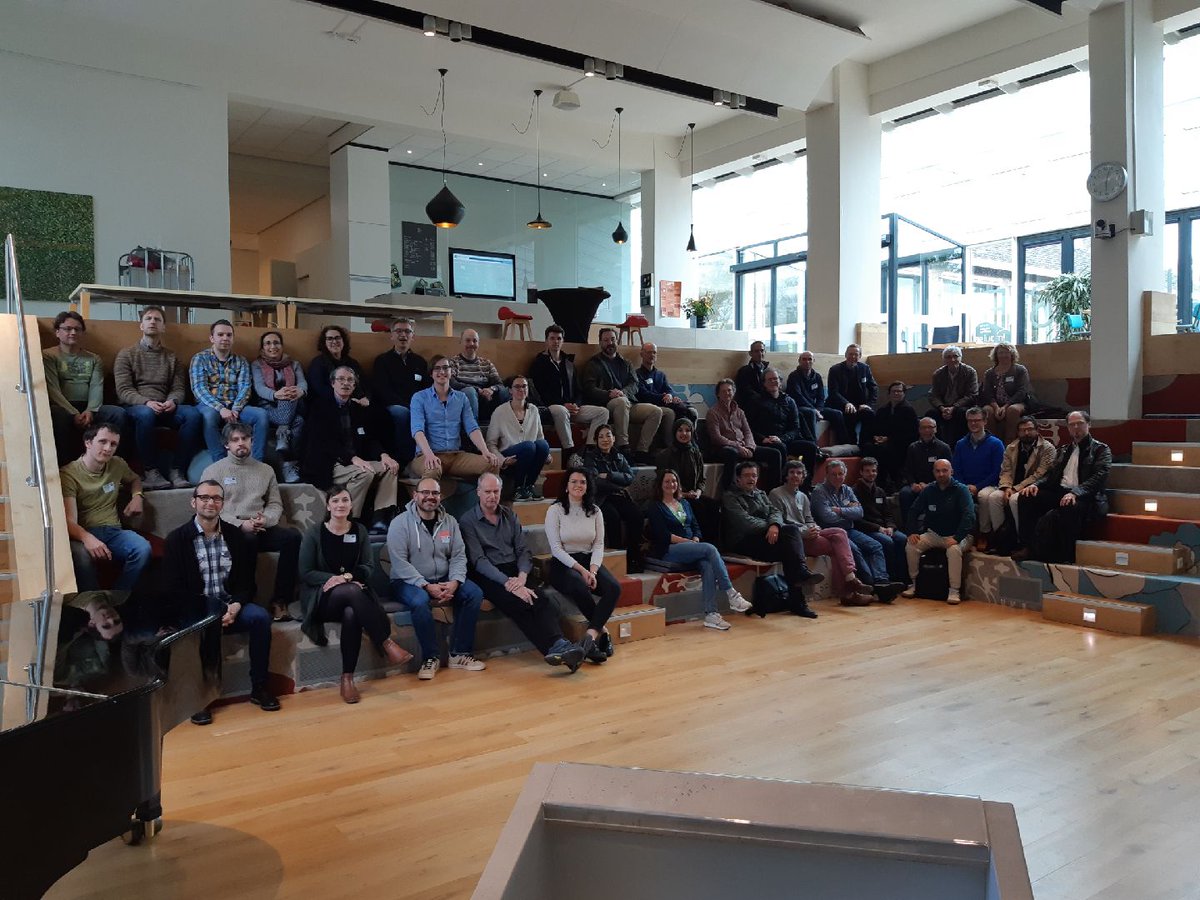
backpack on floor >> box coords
[914,548,950,601]
[751,574,791,618]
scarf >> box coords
[257,355,296,390]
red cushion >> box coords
[370,319,391,332]
[621,314,649,328]
[498,306,533,321]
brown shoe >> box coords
[382,639,414,667]
[845,575,870,595]
[840,592,872,607]
[340,674,361,704]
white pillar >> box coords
[805,61,882,355]
[1088,0,1164,419]
[330,144,392,303]
[639,151,692,328]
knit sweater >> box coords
[113,339,188,406]
[200,454,284,528]
[951,433,1005,489]
[545,501,605,569]
[486,401,544,453]
[450,354,502,391]
[907,479,975,540]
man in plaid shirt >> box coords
[163,478,279,724]
[189,319,269,462]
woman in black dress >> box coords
[299,486,412,703]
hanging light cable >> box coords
[527,89,552,229]
[425,68,466,228]
[612,107,627,245]
[685,122,697,252]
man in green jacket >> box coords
[901,458,975,604]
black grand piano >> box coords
[0,594,221,899]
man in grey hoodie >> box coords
[386,476,485,681]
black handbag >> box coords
[751,573,791,618]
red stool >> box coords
[370,318,392,333]
[618,314,649,346]
[498,306,534,341]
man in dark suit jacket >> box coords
[826,343,878,446]
[1013,411,1111,564]
[786,350,849,444]
[164,479,278,724]
[734,340,770,410]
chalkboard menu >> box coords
[401,221,438,278]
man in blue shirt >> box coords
[409,354,504,479]
[189,319,269,462]
[950,407,1005,546]
[810,459,897,600]
[901,458,975,604]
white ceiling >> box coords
[3,0,1111,234]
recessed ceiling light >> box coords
[543,173,548,177]
[406,149,413,154]
[478,162,484,166]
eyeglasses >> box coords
[416,489,442,496]
[333,376,357,384]
[193,494,224,503]
[431,365,452,372]
[325,335,344,342]
[512,383,529,390]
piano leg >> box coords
[122,794,164,846]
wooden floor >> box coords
[48,601,1199,900]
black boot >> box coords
[789,590,819,619]
[370,505,397,535]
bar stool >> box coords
[498,305,534,341]
[618,314,649,346]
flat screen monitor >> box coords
[448,248,517,301]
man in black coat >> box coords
[528,324,610,452]
[734,340,770,409]
[1013,411,1111,564]
[871,381,920,490]
[163,479,279,724]
[748,368,821,489]
[898,416,954,525]
[786,350,849,444]
[826,343,878,446]
[371,317,429,465]
[302,365,400,532]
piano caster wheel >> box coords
[122,817,163,846]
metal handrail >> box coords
[4,234,58,721]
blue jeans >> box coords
[223,601,273,689]
[386,404,416,463]
[124,403,202,472]
[845,528,888,583]
[662,540,731,613]
[503,439,550,489]
[864,530,909,583]
[69,525,151,593]
[389,578,484,661]
[460,385,510,422]
[198,405,268,461]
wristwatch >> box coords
[342,572,353,582]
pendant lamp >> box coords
[426,68,466,228]
[611,107,628,244]
[685,122,696,252]
[527,90,552,229]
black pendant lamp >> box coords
[612,107,628,244]
[685,122,697,252]
[426,68,466,229]
[527,89,552,229]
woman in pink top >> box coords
[705,378,784,489]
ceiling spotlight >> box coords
[422,14,436,36]
[449,21,462,41]
[584,57,597,77]
[713,89,725,107]
[605,61,622,80]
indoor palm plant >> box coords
[1038,271,1091,341]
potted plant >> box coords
[1037,271,1091,341]
[683,293,716,329]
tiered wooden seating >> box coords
[1074,541,1192,575]
[1131,441,1200,467]
[1042,591,1157,636]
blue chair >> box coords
[919,325,960,351]
[1066,313,1090,340]
[1178,301,1200,334]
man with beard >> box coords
[581,327,666,464]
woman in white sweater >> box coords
[544,467,620,663]
[486,376,550,500]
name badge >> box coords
[357,427,366,435]
[1005,375,1014,382]
[645,378,654,385]
[875,497,884,504]
[928,504,937,511]
[861,377,868,383]
[223,476,237,486]
[927,456,936,463]
[437,530,451,543]
[414,373,423,381]
[344,533,357,543]
[102,481,116,494]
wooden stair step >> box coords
[1075,540,1193,576]
[1091,514,1195,545]
[0,573,17,604]
[1109,489,1200,519]
[1041,591,1156,636]
[533,550,628,580]
[1108,463,1200,494]
[511,498,554,526]
[0,533,12,571]
[1131,441,1200,467]
[0,497,10,531]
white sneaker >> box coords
[448,653,486,671]
[947,589,961,605]
[704,612,732,631]
[726,591,753,613]
[900,586,917,598]
[142,468,170,490]
[418,658,439,680]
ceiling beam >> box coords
[1013,0,1066,14]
